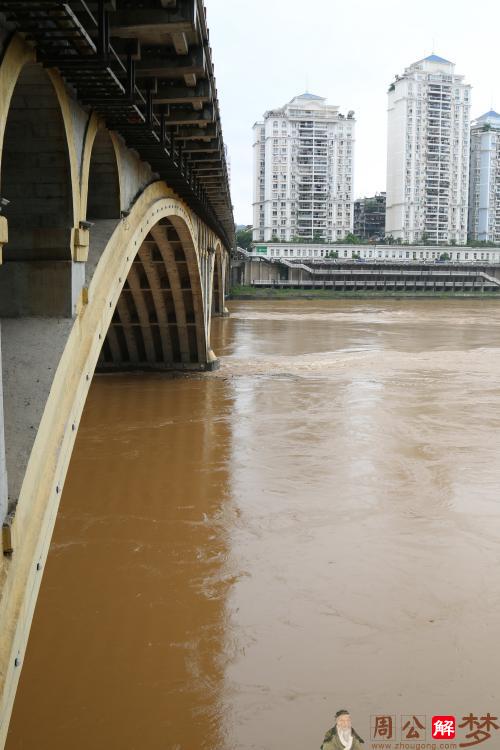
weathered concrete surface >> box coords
[86,130,120,220]
[0,261,81,317]
[0,327,7,523]
[1,219,119,509]
[85,219,120,285]
[1,318,73,508]
[116,136,154,211]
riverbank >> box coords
[229,285,500,300]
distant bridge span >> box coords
[0,2,233,743]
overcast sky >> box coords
[206,0,500,226]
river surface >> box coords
[7,300,500,749]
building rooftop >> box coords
[478,110,500,120]
[423,54,453,64]
[294,92,326,101]
[472,111,500,130]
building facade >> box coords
[354,193,386,239]
[252,93,355,243]
[386,55,471,245]
[468,111,500,243]
[249,241,500,264]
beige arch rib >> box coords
[80,116,122,221]
[139,243,174,362]
[115,296,140,363]
[127,262,157,364]
[168,216,207,361]
[214,241,226,310]
[212,251,223,315]
[105,325,123,362]
[150,225,190,364]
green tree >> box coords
[343,233,360,244]
[235,227,253,250]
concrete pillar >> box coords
[0,260,85,317]
[0,324,7,523]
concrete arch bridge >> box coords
[0,3,233,744]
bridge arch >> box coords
[0,53,80,316]
[99,212,208,370]
[81,117,121,222]
[211,242,226,317]
[0,183,224,741]
[0,36,36,167]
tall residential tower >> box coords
[386,55,471,244]
[468,111,500,243]
[252,93,355,242]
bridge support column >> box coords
[0,260,85,317]
[0,326,7,524]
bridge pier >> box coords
[0,260,86,318]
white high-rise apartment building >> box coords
[386,55,471,245]
[468,111,500,243]
[252,93,355,242]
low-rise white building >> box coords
[468,111,500,243]
[250,242,500,264]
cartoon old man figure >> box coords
[321,709,364,749]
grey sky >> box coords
[206,0,500,226]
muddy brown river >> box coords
[6,300,500,749]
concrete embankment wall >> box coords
[236,258,500,292]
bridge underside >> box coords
[99,218,208,371]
